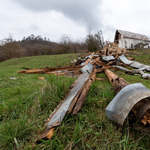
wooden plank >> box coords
[72,69,96,114]
[18,65,82,74]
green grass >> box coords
[0,51,150,149]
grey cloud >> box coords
[103,24,116,33]
[102,24,116,41]
[30,24,40,30]
[13,0,103,31]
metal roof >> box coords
[117,29,150,41]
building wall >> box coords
[118,37,150,49]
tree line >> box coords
[0,30,104,62]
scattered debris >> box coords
[127,56,134,61]
[104,69,129,94]
[72,68,96,115]
[105,69,150,126]
[112,65,133,75]
[18,43,150,143]
[142,73,150,79]
[38,77,45,80]
[119,54,150,71]
[47,70,81,77]
[18,65,82,75]
[95,77,105,81]
[36,63,94,143]
[102,55,115,62]
[96,42,126,57]
[10,77,17,80]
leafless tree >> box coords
[0,34,20,61]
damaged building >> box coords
[114,29,150,49]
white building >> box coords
[114,29,150,49]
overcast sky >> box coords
[0,0,150,42]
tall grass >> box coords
[0,50,150,149]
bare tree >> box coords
[59,34,72,53]
[0,34,20,60]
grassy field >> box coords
[0,50,150,149]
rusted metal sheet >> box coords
[117,30,150,41]
[105,83,150,126]
[36,63,93,142]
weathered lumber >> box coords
[18,65,82,74]
[84,52,94,66]
[72,69,96,114]
[96,42,126,57]
[67,80,88,113]
[91,57,100,65]
[35,63,93,143]
[105,69,150,126]
[104,69,129,93]
[96,77,104,81]
[68,66,96,113]
[112,65,134,75]
[47,70,81,77]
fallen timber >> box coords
[105,69,150,126]
[17,44,150,144]
[36,63,94,143]
[72,68,96,115]
[18,65,82,74]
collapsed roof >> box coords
[114,29,150,42]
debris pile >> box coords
[18,42,150,143]
[96,42,126,57]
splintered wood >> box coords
[18,65,82,74]
[104,69,129,93]
[141,110,150,125]
[84,52,94,66]
[96,42,126,58]
[18,42,150,144]
[72,69,96,115]
[46,127,55,139]
[133,100,150,125]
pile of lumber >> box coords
[96,42,126,58]
[18,42,150,143]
